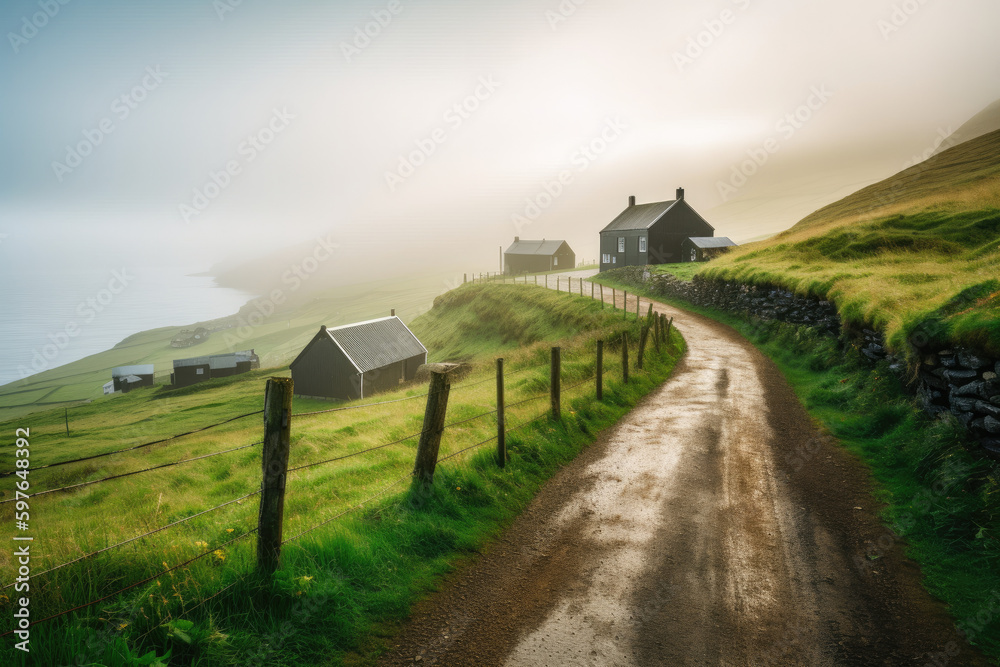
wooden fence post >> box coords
[496,358,506,469]
[550,347,561,420]
[636,297,640,319]
[612,288,616,310]
[591,281,595,300]
[464,273,467,284]
[653,310,661,354]
[596,340,603,401]
[665,317,673,349]
[413,364,457,484]
[622,332,629,384]
[600,284,604,309]
[64,408,70,436]
[257,377,293,576]
[545,274,548,289]
[579,278,583,296]
[623,291,628,320]
[637,325,648,371]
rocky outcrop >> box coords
[603,267,1000,457]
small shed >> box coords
[682,237,737,262]
[102,380,115,395]
[291,317,428,400]
[172,350,259,388]
[504,238,575,275]
[111,365,154,393]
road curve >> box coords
[378,281,988,666]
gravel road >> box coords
[378,282,988,666]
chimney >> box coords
[514,236,519,242]
[320,325,327,333]
[628,195,636,207]
[676,187,684,201]
[391,309,395,317]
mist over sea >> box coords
[0,227,255,388]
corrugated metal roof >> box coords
[601,201,678,232]
[112,365,154,377]
[325,316,427,374]
[687,237,737,249]
[505,239,568,256]
[122,375,144,383]
[174,350,255,369]
[174,356,210,368]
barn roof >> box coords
[112,364,154,377]
[296,317,427,374]
[601,201,679,232]
[174,350,256,370]
[687,237,737,249]
[504,239,569,256]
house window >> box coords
[612,256,617,264]
[690,248,698,262]
[617,237,625,252]
[553,257,558,266]
[602,253,611,264]
[639,237,647,253]
[196,368,204,375]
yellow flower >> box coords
[195,541,208,549]
[226,528,234,534]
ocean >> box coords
[0,263,254,387]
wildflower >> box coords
[195,541,208,549]
[226,528,234,534]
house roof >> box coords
[174,350,256,370]
[504,239,569,256]
[601,201,679,232]
[687,237,737,249]
[296,316,427,374]
[112,364,154,377]
[122,375,144,383]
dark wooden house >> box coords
[599,188,715,271]
[111,365,155,393]
[290,317,427,401]
[171,350,259,388]
[682,237,737,262]
[504,238,575,275]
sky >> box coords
[1,0,999,279]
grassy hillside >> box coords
[0,273,459,422]
[703,129,1000,357]
[0,282,683,666]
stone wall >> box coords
[603,267,1000,457]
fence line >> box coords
[0,409,264,478]
[3,441,263,503]
[9,276,676,637]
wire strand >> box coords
[0,410,264,478]
[287,431,427,474]
[3,442,263,503]
[3,489,260,589]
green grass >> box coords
[595,277,1000,662]
[701,129,1000,359]
[0,282,684,666]
[649,262,701,282]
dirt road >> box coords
[379,284,988,666]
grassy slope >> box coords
[0,273,455,422]
[0,283,683,666]
[702,129,1000,357]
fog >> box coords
[2,0,999,284]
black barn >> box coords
[171,350,259,388]
[504,238,575,275]
[290,316,427,400]
[111,365,155,393]
[599,188,715,270]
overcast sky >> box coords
[2,0,999,276]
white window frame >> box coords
[553,256,558,266]
[639,237,647,253]
[617,237,625,253]
[602,253,611,264]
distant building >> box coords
[111,365,154,393]
[682,237,737,262]
[171,350,260,388]
[599,188,715,270]
[504,238,575,275]
[291,316,427,400]
[102,380,115,395]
